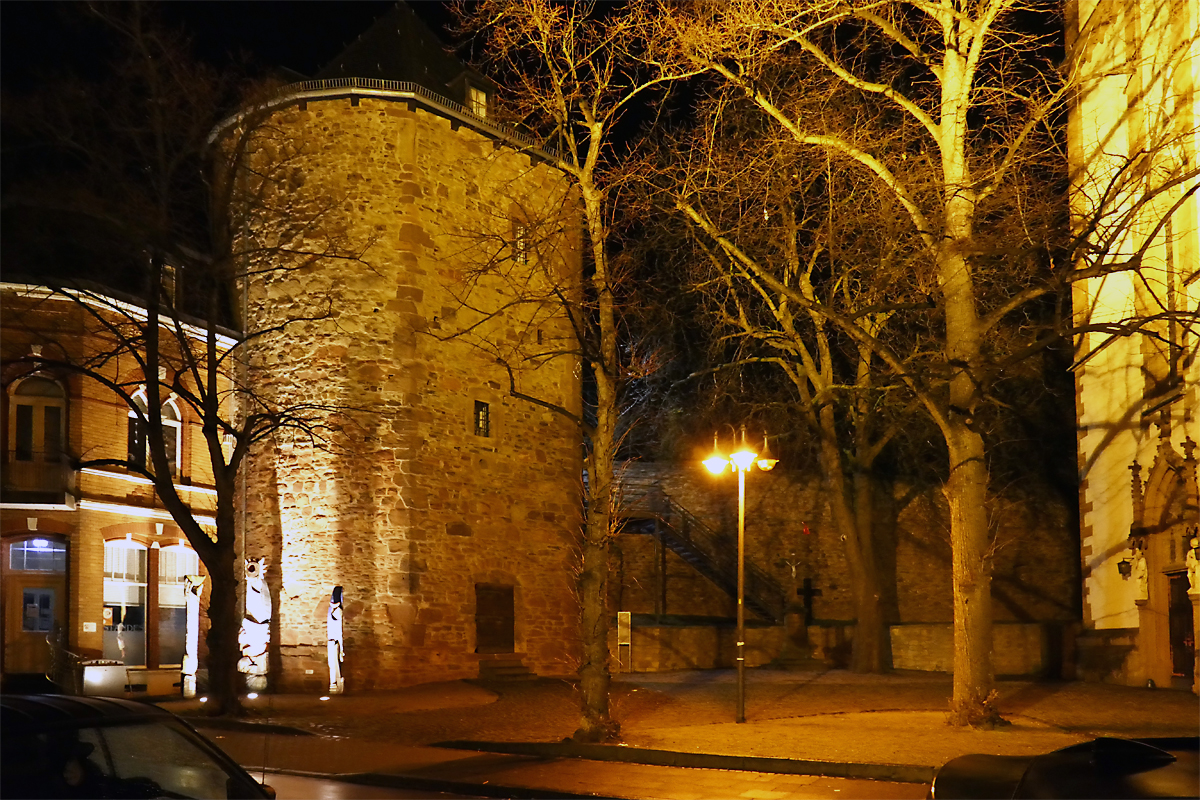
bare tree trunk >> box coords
[204,555,242,717]
[946,429,997,726]
[574,186,620,743]
[817,407,886,673]
[850,469,886,673]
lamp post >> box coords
[704,425,777,723]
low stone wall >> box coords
[608,623,786,673]
[890,623,1057,676]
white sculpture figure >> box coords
[327,586,344,695]
[181,575,206,698]
[1132,546,1149,603]
[237,558,271,691]
[1187,536,1198,595]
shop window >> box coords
[10,376,66,463]
[104,540,147,666]
[8,538,67,572]
[103,539,199,668]
[157,544,199,666]
[128,391,181,477]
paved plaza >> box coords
[165,667,1200,799]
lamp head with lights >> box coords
[704,428,778,474]
[704,433,730,474]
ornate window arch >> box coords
[127,390,181,477]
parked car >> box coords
[1,694,275,799]
[929,736,1199,799]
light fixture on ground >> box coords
[704,425,777,723]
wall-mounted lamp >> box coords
[1117,558,1133,579]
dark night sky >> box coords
[1,1,454,93]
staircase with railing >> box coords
[617,477,784,624]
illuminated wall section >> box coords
[236,91,583,691]
[1069,0,1199,680]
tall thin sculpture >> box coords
[182,574,206,698]
[327,585,344,694]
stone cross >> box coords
[797,578,822,626]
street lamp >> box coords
[704,425,777,723]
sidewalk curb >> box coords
[254,766,628,799]
[435,740,936,784]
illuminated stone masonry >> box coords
[228,14,584,690]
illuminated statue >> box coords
[182,574,206,698]
[1132,544,1149,603]
[327,586,344,694]
[237,558,271,691]
[1187,536,1198,594]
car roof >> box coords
[1,694,173,732]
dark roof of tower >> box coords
[314,2,489,95]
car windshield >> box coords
[5,717,264,799]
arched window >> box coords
[10,376,66,463]
[127,391,181,477]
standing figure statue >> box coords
[237,558,272,691]
[181,575,207,700]
[1132,542,1149,602]
[182,575,206,698]
[1187,535,1198,595]
[327,586,344,695]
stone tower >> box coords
[223,5,583,691]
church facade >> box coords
[1068,0,1200,690]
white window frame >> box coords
[8,375,67,464]
[468,85,488,118]
[128,390,181,477]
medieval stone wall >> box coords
[614,462,1078,632]
[238,97,583,691]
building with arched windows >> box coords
[1,283,231,693]
[1068,0,1200,690]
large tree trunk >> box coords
[946,430,996,726]
[817,407,887,673]
[939,34,997,727]
[850,469,886,673]
[574,184,619,743]
[204,550,242,717]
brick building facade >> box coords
[1,284,225,694]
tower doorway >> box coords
[475,584,514,654]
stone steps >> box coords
[476,654,537,681]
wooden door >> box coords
[475,584,514,654]
[1168,573,1195,681]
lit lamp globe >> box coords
[756,435,778,472]
[704,434,730,474]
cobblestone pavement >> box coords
[165,668,1199,799]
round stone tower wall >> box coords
[238,95,583,691]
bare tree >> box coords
[2,3,372,715]
[648,102,936,672]
[451,0,703,741]
[650,0,1083,726]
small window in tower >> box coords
[514,224,529,266]
[468,86,488,118]
[474,401,490,437]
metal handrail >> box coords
[617,476,785,622]
[219,76,561,162]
